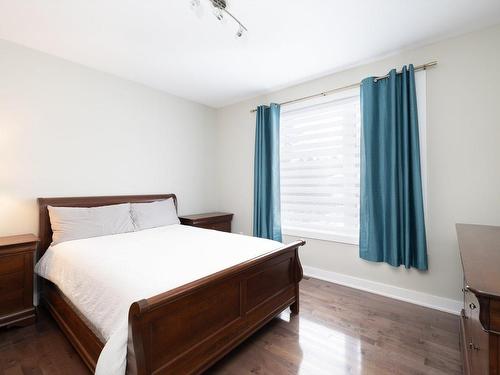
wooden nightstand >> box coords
[179,212,233,233]
[0,234,39,328]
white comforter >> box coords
[35,224,283,375]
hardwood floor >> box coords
[0,277,461,375]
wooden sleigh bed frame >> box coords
[37,194,305,375]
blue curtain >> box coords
[359,65,428,270]
[253,103,282,242]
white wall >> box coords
[214,24,500,305]
[0,39,217,236]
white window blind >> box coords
[280,88,361,244]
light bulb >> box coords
[213,7,224,21]
[235,25,244,38]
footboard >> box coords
[128,240,305,375]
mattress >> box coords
[35,224,283,375]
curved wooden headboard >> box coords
[37,194,177,259]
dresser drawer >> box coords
[470,318,489,374]
[464,289,489,374]
[457,224,500,375]
[490,299,500,333]
[0,254,24,275]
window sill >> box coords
[282,228,359,246]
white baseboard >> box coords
[303,265,462,315]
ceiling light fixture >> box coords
[190,0,248,38]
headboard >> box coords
[37,194,177,259]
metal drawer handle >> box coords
[461,310,469,320]
[469,302,477,310]
[469,342,480,351]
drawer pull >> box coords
[461,310,468,320]
[468,341,480,351]
[469,302,477,310]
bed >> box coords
[36,194,305,375]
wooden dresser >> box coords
[457,224,500,375]
[179,212,233,233]
[0,234,39,328]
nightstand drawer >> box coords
[201,222,231,232]
[0,271,24,295]
[0,289,24,315]
[0,254,24,275]
[179,212,233,233]
[0,234,38,328]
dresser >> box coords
[179,212,233,233]
[457,224,500,375]
[0,234,39,328]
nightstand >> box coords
[179,212,234,233]
[0,234,39,328]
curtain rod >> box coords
[250,61,437,113]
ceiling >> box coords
[1,1,500,108]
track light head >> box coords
[210,0,227,9]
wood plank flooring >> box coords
[0,277,462,374]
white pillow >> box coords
[48,203,135,245]
[131,199,179,231]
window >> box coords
[280,88,361,244]
[280,71,427,245]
